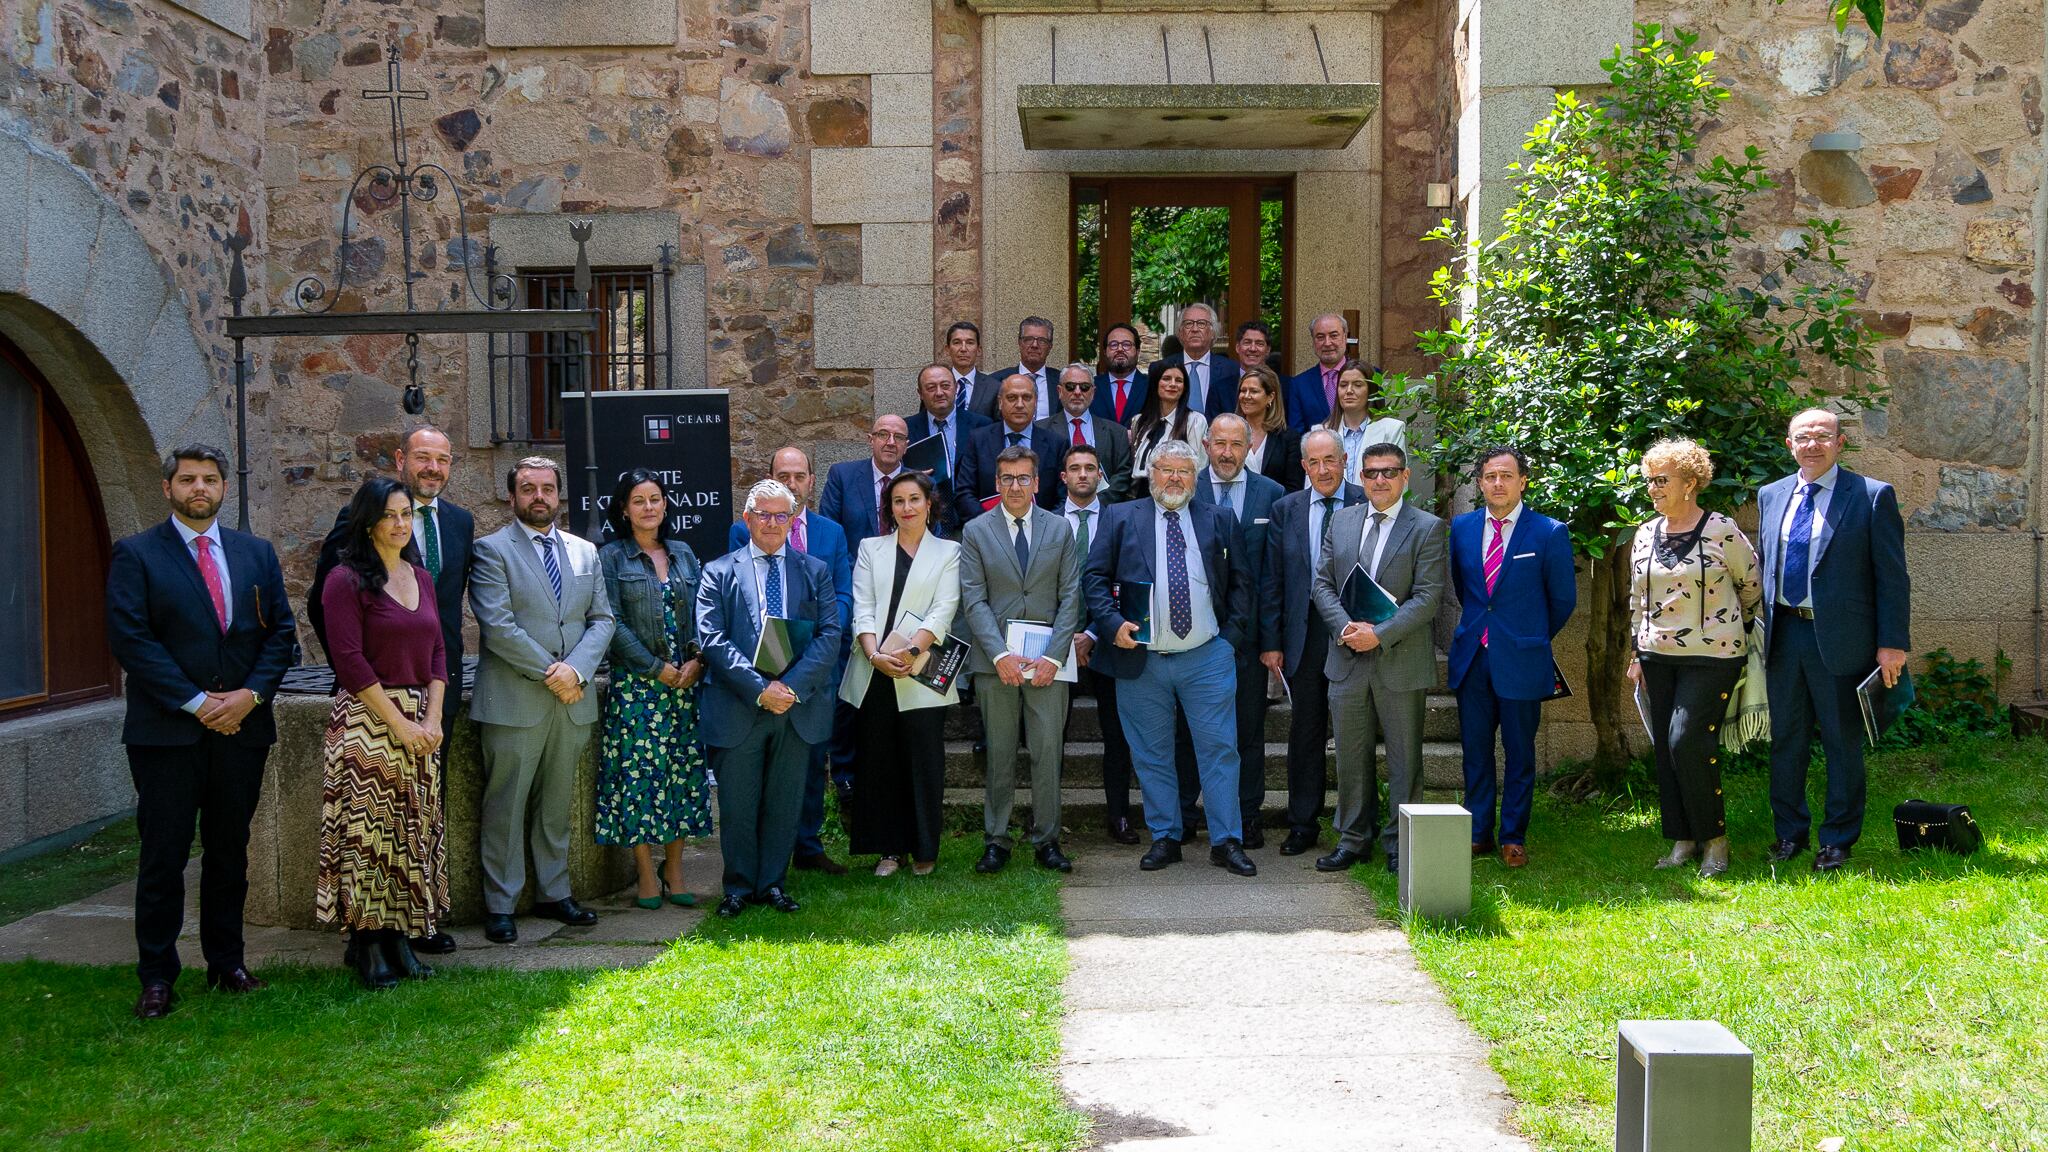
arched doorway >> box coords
[0,333,118,714]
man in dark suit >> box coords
[1284,312,1353,433]
[1312,443,1446,874]
[106,444,297,1019]
[1758,408,1910,873]
[1040,363,1133,503]
[945,320,1004,420]
[1260,429,1366,855]
[1083,439,1258,876]
[1092,321,1149,427]
[1232,319,1275,381]
[727,445,854,875]
[818,414,910,551]
[954,374,1063,526]
[697,479,843,917]
[1058,445,1140,843]
[994,316,1059,423]
[1146,304,1241,420]
[907,362,992,534]
[1185,414,1286,846]
[1446,446,1577,868]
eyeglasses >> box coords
[1059,382,1093,393]
[996,474,1036,487]
[1644,475,1675,488]
[1105,339,1136,351]
[871,431,909,442]
[1019,335,1052,346]
[1181,318,1213,330]
[1790,433,1837,446]
[1359,467,1404,480]
[749,511,795,524]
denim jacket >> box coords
[599,537,703,675]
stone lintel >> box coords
[1017,83,1379,150]
[164,0,252,40]
[969,0,1392,12]
[484,0,677,47]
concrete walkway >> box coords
[1059,843,1530,1151]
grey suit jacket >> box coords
[959,504,1084,675]
[1312,500,1446,691]
[468,523,615,727]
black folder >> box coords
[903,433,949,487]
[1339,564,1398,625]
[1115,580,1152,645]
[1858,666,1916,745]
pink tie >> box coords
[1481,517,1505,647]
[1071,417,1086,447]
[791,513,807,553]
[194,535,228,632]
[1322,366,1338,411]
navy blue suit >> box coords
[1092,370,1149,427]
[106,518,297,989]
[952,421,1063,527]
[1190,468,1287,826]
[1284,362,1353,433]
[907,406,990,535]
[1757,466,1910,849]
[1147,354,1241,420]
[1447,507,1577,848]
[818,459,890,552]
[1261,482,1366,835]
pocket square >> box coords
[1254,518,1270,525]
[1513,552,1536,559]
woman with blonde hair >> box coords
[1626,438,1763,879]
[1237,364,1301,491]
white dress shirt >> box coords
[411,494,441,557]
[954,371,978,412]
[1482,501,1523,560]
[1359,501,1400,579]
[1245,434,1269,475]
[1064,496,1102,642]
[1150,500,1218,653]
[747,539,792,620]
[1017,365,1054,421]
[1775,464,1838,608]
[173,517,231,714]
[1184,353,1213,412]
[1005,507,1034,552]
[1063,412,1096,448]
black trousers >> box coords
[1641,656,1744,843]
[127,737,268,988]
[1173,646,1268,831]
[1078,666,1134,823]
[1284,621,1335,835]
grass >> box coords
[0,827,1087,1152]
[1362,735,2048,1151]
[0,818,139,927]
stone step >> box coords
[941,740,1467,792]
[942,692,1466,743]
[936,787,1469,827]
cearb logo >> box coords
[644,416,672,443]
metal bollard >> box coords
[1396,803,1471,919]
[1615,1020,1753,1152]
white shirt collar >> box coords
[1064,496,1099,515]
[413,494,440,511]
[1484,501,1523,526]
[172,517,222,548]
[870,461,899,486]
[747,539,786,562]
[1367,497,1402,517]
[1797,464,1841,491]
[529,523,559,543]
[1187,352,1210,369]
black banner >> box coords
[562,389,732,563]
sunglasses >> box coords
[1359,467,1404,480]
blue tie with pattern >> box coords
[1165,509,1192,639]
[1784,481,1819,605]
[538,534,563,604]
[763,552,784,618]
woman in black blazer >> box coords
[1238,365,1302,491]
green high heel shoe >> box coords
[634,882,663,910]
[662,878,697,908]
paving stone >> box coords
[435,943,670,971]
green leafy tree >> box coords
[1403,25,1880,780]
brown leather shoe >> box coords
[134,982,175,1020]
[206,966,267,994]
[1500,844,1528,868]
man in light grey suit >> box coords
[1311,442,1445,875]
[960,446,1086,874]
[468,456,615,943]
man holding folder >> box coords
[1311,443,1445,874]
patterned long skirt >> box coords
[315,687,447,935]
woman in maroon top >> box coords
[315,476,449,990]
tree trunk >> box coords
[1582,538,1637,787]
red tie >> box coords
[194,535,229,632]
[1071,417,1086,446]
[1114,378,1129,421]
[1481,517,1506,646]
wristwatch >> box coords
[249,690,264,706]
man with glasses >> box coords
[907,362,992,534]
[1146,303,1241,420]
[996,316,1060,422]
[820,414,913,550]
[1311,443,1445,875]
[1758,409,1910,874]
[1092,322,1149,427]
[945,320,1004,420]
[954,374,1063,526]
[1039,363,1133,503]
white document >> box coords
[1005,620,1078,684]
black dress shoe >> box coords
[134,982,175,1020]
[1766,839,1808,863]
[206,966,266,993]
[354,932,399,991]
[1139,839,1183,871]
[1242,825,1266,851]
[792,851,849,876]
[1813,844,1852,873]
[1279,829,1319,856]
[383,935,434,980]
[532,898,598,927]
[1472,840,1497,858]
[1314,847,1363,873]
[761,885,801,913]
[975,844,1011,874]
[1209,839,1257,876]
[1106,817,1141,845]
[715,894,748,918]
[484,914,517,944]
[1035,841,1073,873]
[411,931,458,955]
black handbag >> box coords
[1892,799,1983,855]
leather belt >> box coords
[1775,604,1815,620]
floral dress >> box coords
[596,578,712,845]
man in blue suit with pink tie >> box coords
[1446,446,1576,868]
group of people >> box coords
[103,306,1910,1015]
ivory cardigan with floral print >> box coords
[1628,512,1763,659]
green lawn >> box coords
[0,818,139,927]
[0,829,1085,1152]
[1364,735,2048,1151]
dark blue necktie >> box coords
[1784,481,1818,605]
[538,534,563,603]
[1013,516,1031,573]
[763,552,784,617]
[1165,510,1192,638]
[1008,432,1024,447]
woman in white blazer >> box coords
[839,471,961,876]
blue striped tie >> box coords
[538,534,563,604]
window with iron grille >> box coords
[519,267,661,443]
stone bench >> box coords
[1396,803,1471,920]
[1616,1020,1753,1152]
[244,693,633,930]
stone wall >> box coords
[1378,0,1450,375]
